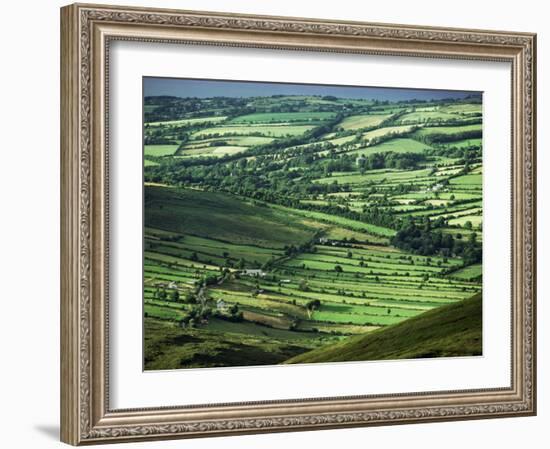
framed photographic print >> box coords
[60,3,537,445]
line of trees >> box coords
[416,129,482,145]
[357,151,427,171]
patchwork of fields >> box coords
[143,90,483,369]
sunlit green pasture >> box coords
[230,111,336,124]
[339,114,390,130]
[192,124,316,138]
[146,116,227,127]
[144,145,179,157]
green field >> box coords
[339,114,390,130]
[144,145,179,157]
[177,145,248,158]
[192,124,316,138]
[146,116,227,127]
[316,167,433,186]
[396,110,459,124]
[449,173,482,186]
[362,125,415,142]
[413,123,482,138]
[451,264,482,280]
[351,138,432,156]
[143,87,483,370]
[230,111,336,124]
[440,104,482,114]
[440,138,482,149]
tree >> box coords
[334,265,343,273]
[203,275,219,286]
[170,289,180,301]
[185,292,197,304]
[306,299,321,311]
[298,279,309,292]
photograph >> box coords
[142,78,484,371]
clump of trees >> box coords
[306,299,321,312]
[357,151,427,171]
[391,219,481,264]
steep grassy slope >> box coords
[285,293,482,364]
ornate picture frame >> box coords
[60,3,536,445]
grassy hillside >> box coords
[285,292,482,364]
[145,185,323,248]
[144,317,316,370]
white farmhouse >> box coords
[242,269,266,277]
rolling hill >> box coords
[284,292,482,364]
[145,184,324,248]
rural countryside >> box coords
[143,78,483,370]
